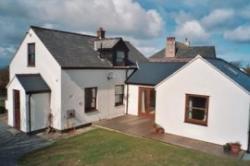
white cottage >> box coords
[5,26,148,133]
[5,26,250,152]
[126,37,250,151]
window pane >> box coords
[115,95,123,103]
[190,96,206,108]
[116,51,125,64]
[150,90,156,108]
[191,109,205,121]
[115,85,124,94]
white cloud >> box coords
[0,47,5,55]
[224,25,250,42]
[173,11,193,25]
[22,0,164,39]
[201,9,235,29]
[175,20,209,42]
[137,46,159,57]
[42,23,55,29]
[0,46,15,58]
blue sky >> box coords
[0,0,249,68]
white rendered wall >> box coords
[127,85,139,116]
[155,58,250,150]
[30,93,50,131]
[6,28,62,130]
[61,69,131,130]
[6,78,29,132]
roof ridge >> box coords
[189,46,215,48]
[30,25,97,38]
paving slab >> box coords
[0,119,52,166]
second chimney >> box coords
[97,27,105,39]
[165,37,176,57]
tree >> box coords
[0,67,9,97]
[244,65,250,75]
[229,61,242,68]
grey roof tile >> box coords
[150,41,216,59]
[126,62,186,85]
[94,38,121,50]
[207,59,250,92]
[31,26,147,68]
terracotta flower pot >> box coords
[155,127,164,134]
[230,143,241,155]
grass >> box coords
[19,128,250,166]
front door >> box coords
[138,87,155,118]
[13,90,20,130]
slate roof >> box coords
[207,59,250,92]
[16,74,50,94]
[126,58,250,93]
[126,62,186,85]
[94,38,121,50]
[31,26,148,68]
[150,41,216,59]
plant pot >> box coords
[230,143,241,155]
[155,127,164,134]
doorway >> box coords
[13,90,20,130]
[138,87,155,118]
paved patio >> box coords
[0,114,52,166]
[95,115,244,159]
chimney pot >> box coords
[185,37,190,46]
[97,27,105,39]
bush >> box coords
[0,106,6,114]
[0,98,6,114]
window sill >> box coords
[85,109,98,114]
[115,104,124,108]
[185,119,207,126]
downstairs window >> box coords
[185,94,209,126]
[85,87,97,113]
[115,85,124,106]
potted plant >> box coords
[230,142,241,155]
[223,143,231,154]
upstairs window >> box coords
[185,94,209,126]
[115,51,126,66]
[115,85,124,106]
[85,87,97,113]
[28,43,35,66]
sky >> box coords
[0,0,249,68]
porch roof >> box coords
[16,74,51,94]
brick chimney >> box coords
[165,37,176,57]
[97,27,105,39]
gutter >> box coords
[125,69,129,115]
[28,94,32,134]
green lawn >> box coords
[19,129,250,166]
